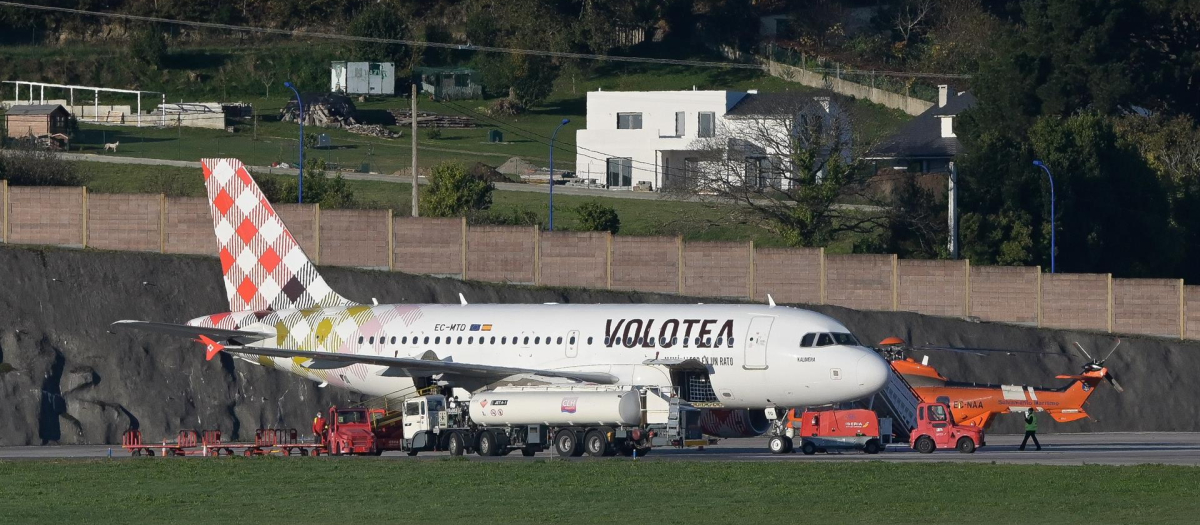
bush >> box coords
[128,26,167,69]
[256,158,356,208]
[421,161,493,217]
[0,146,85,186]
[574,201,620,234]
[424,128,443,140]
[472,208,540,227]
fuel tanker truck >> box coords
[395,385,704,457]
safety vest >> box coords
[1025,412,1038,432]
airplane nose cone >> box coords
[856,351,889,395]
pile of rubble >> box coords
[279,94,359,128]
[389,109,476,128]
[345,124,401,139]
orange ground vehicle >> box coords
[880,337,1123,429]
[910,401,985,453]
[776,408,884,455]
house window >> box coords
[698,112,715,138]
[454,74,469,88]
[675,111,686,136]
[745,156,779,189]
[606,158,633,187]
[617,112,643,130]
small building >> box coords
[5,104,71,139]
[331,61,396,95]
[865,85,977,173]
[415,67,481,100]
[574,89,845,191]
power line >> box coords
[0,1,971,80]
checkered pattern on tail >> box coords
[201,158,353,312]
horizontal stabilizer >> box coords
[111,320,273,345]
[216,344,619,384]
[1049,410,1089,423]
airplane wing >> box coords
[213,342,618,384]
[111,320,274,345]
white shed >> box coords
[331,61,395,95]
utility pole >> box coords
[411,82,419,217]
[948,161,959,259]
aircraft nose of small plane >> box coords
[856,350,890,395]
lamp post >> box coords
[284,82,303,203]
[1032,160,1056,273]
[548,118,570,231]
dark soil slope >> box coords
[1,245,1196,444]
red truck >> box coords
[322,406,383,456]
[910,402,985,453]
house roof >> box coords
[724,92,826,117]
[867,91,976,160]
[5,104,68,116]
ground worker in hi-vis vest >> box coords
[1019,408,1041,451]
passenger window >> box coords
[501,337,507,344]
[672,337,678,346]
[683,337,689,347]
[587,337,593,345]
[435,337,440,344]
[358,336,364,344]
[716,338,723,347]
[523,337,529,345]
[929,405,947,422]
[401,337,407,344]
[468,337,473,344]
[816,333,834,347]
[625,337,634,347]
[423,336,430,344]
[918,406,925,421]
[800,333,815,347]
[490,337,496,344]
[637,337,645,346]
[604,337,610,346]
[557,337,563,344]
[390,337,396,344]
[535,337,541,344]
[727,337,734,347]
[457,336,463,344]
[570,336,576,344]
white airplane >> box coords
[112,158,889,437]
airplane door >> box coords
[744,316,773,370]
[566,330,579,358]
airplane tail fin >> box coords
[200,158,352,312]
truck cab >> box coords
[327,407,378,455]
[400,395,447,455]
[911,402,984,453]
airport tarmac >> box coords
[4,433,1200,466]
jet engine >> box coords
[698,409,771,438]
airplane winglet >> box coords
[767,294,776,308]
[459,293,468,305]
[197,335,225,361]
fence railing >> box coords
[1,180,1197,341]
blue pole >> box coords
[1033,160,1056,273]
[549,118,570,231]
[285,82,304,204]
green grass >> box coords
[2,459,1197,523]
[79,162,795,246]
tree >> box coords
[672,94,886,247]
[257,158,357,208]
[465,0,566,110]
[421,162,493,217]
[348,1,410,67]
[574,201,621,234]
[129,25,167,69]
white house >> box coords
[574,89,845,191]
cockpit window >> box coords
[831,333,859,346]
[800,333,815,347]
[816,333,834,346]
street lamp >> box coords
[1032,160,1056,273]
[284,81,304,203]
[548,118,570,231]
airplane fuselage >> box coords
[190,303,889,409]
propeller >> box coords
[1073,339,1125,393]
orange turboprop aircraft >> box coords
[879,337,1124,429]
